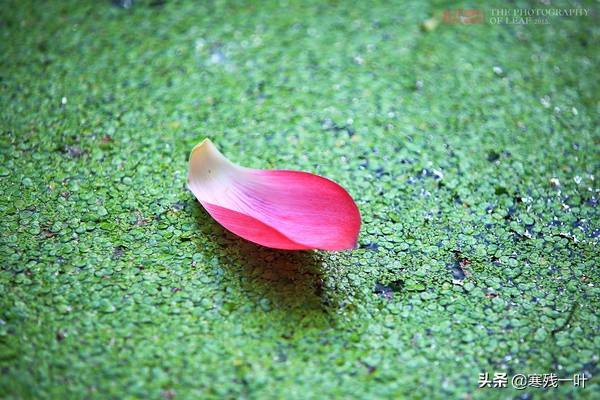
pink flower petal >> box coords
[187,139,361,250]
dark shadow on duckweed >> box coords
[192,205,338,318]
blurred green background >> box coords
[1,0,598,398]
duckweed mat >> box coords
[1,1,598,399]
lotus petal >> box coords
[187,139,361,250]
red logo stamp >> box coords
[443,9,484,24]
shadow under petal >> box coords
[191,203,339,317]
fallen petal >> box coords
[187,139,361,250]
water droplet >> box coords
[540,96,551,108]
[209,49,225,64]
